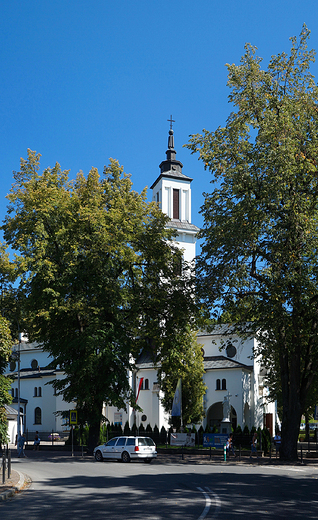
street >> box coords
[1,452,318,519]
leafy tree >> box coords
[0,315,12,445]
[158,328,206,426]
[187,25,318,460]
[3,151,197,453]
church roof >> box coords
[8,366,63,379]
[166,220,200,233]
[135,349,156,369]
[136,351,253,372]
[150,125,193,189]
[150,169,192,190]
[203,356,253,371]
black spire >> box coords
[159,117,183,174]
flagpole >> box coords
[180,379,183,432]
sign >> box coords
[70,410,77,425]
[114,412,122,425]
[203,433,228,448]
[170,433,195,447]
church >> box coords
[5,126,277,441]
[106,125,277,436]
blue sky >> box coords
[1,0,317,243]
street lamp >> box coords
[17,332,21,437]
[11,333,21,437]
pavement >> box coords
[1,446,318,502]
[0,468,28,501]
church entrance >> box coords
[206,402,237,431]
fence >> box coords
[24,430,69,447]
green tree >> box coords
[158,328,206,427]
[3,151,197,452]
[0,315,12,445]
[186,25,318,460]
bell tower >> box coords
[151,119,199,264]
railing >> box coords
[1,448,11,484]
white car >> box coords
[94,436,157,463]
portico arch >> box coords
[206,402,237,431]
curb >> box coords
[0,471,27,501]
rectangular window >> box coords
[173,189,179,219]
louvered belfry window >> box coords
[173,189,179,219]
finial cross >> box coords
[167,115,175,130]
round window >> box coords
[141,414,147,422]
[226,344,237,358]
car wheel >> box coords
[94,450,103,462]
[121,451,130,463]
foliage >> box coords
[158,328,206,426]
[0,315,12,445]
[159,426,167,444]
[187,25,318,461]
[2,152,197,452]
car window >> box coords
[145,437,155,446]
[126,438,135,446]
[116,437,127,446]
[106,438,118,447]
[138,438,147,446]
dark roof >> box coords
[166,220,200,233]
[136,350,157,369]
[7,366,62,379]
[203,355,253,371]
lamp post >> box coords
[17,332,21,437]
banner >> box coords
[170,432,195,446]
[136,377,144,403]
[171,378,182,417]
[203,433,228,448]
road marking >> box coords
[197,487,211,519]
[205,487,221,518]
[197,486,221,519]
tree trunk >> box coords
[87,399,104,455]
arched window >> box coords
[34,387,37,397]
[216,379,221,390]
[38,387,42,397]
[144,379,149,390]
[31,359,38,370]
[222,378,227,390]
[34,407,42,425]
[15,388,18,398]
[11,389,14,398]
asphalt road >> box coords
[1,452,318,519]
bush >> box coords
[159,426,167,444]
[124,421,130,435]
[243,425,249,435]
[146,424,153,433]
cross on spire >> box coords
[167,115,175,130]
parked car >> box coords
[94,436,157,463]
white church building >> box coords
[5,127,276,440]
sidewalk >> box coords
[0,469,27,501]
